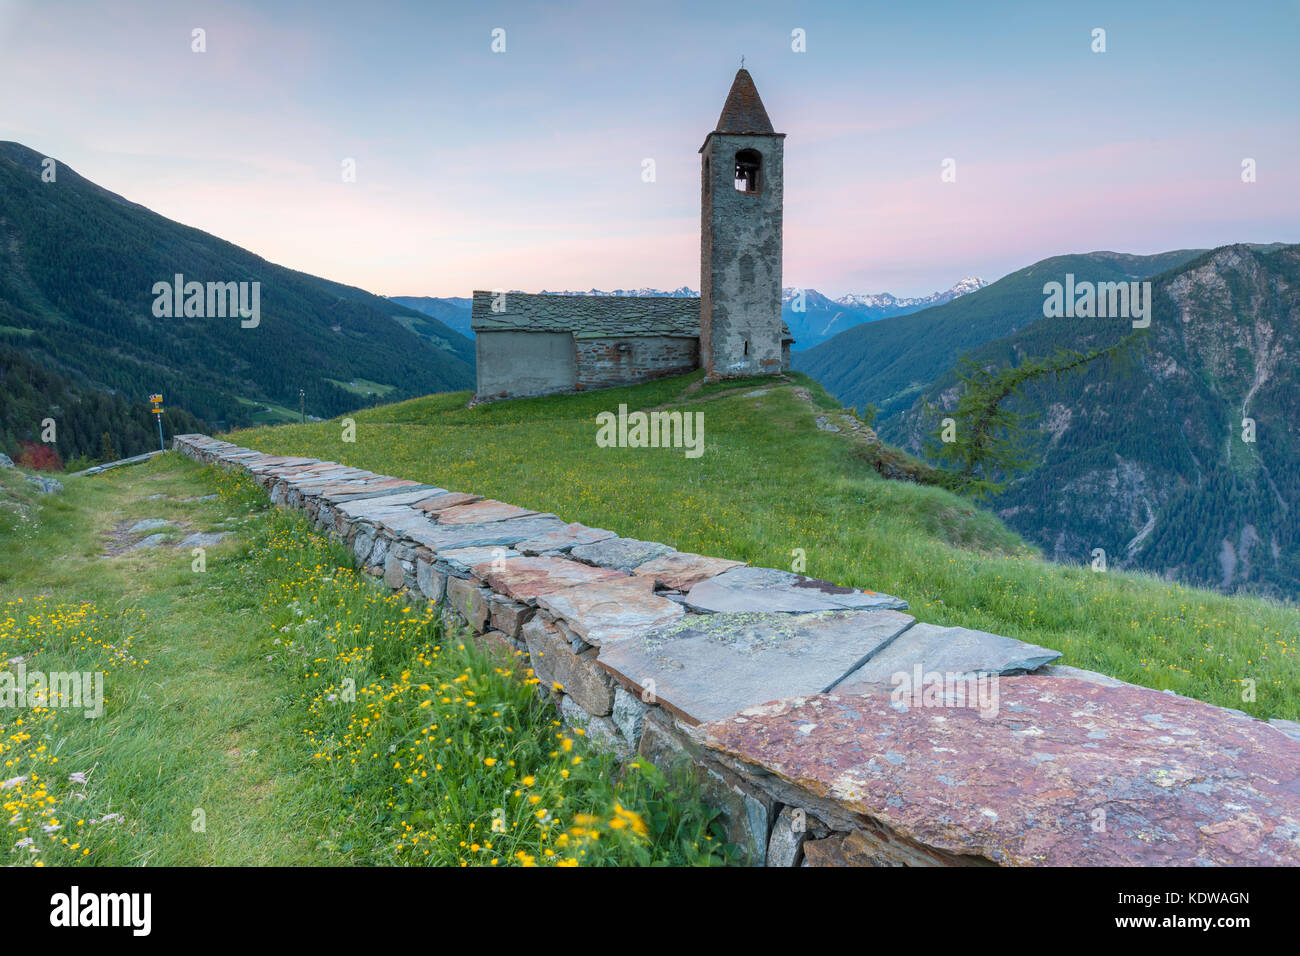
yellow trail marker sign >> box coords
[149,394,165,450]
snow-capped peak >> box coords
[783,277,987,308]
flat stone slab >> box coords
[243,456,318,473]
[1037,663,1127,688]
[310,480,388,499]
[697,674,1300,866]
[595,609,915,725]
[435,499,539,525]
[436,546,521,578]
[404,515,569,552]
[130,533,171,550]
[514,523,618,555]
[335,499,442,527]
[1271,718,1300,743]
[69,450,165,477]
[245,454,318,467]
[179,532,233,548]
[570,536,674,573]
[320,478,428,503]
[633,551,746,591]
[685,566,908,614]
[475,556,626,604]
[347,510,442,539]
[333,487,444,511]
[286,467,370,485]
[414,492,483,513]
[535,576,685,647]
[836,623,1061,687]
[129,518,173,533]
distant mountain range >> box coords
[781,278,987,349]
[825,276,988,310]
[798,243,1300,600]
[793,250,1208,418]
[0,141,474,460]
[390,278,986,350]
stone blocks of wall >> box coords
[172,434,1300,868]
[574,335,699,391]
[700,131,785,380]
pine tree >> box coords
[926,332,1144,499]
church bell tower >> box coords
[699,68,786,379]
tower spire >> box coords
[714,67,776,135]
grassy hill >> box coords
[794,249,1207,419]
[0,141,474,459]
[224,371,1299,722]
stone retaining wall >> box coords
[173,434,1300,867]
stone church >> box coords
[471,68,792,401]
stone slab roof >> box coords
[471,291,699,338]
[715,68,776,135]
[471,290,793,342]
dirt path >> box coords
[1,454,324,865]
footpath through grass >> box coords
[226,371,1300,722]
[1,455,727,866]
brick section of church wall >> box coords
[574,336,699,391]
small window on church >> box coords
[734,149,761,193]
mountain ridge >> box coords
[793,248,1213,416]
[875,242,1300,599]
[0,140,474,459]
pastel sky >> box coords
[1,0,1296,298]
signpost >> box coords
[150,394,164,452]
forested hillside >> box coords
[0,347,206,465]
[387,296,474,340]
[0,141,474,454]
[883,244,1300,599]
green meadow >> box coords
[0,457,725,866]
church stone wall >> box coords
[574,335,699,391]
